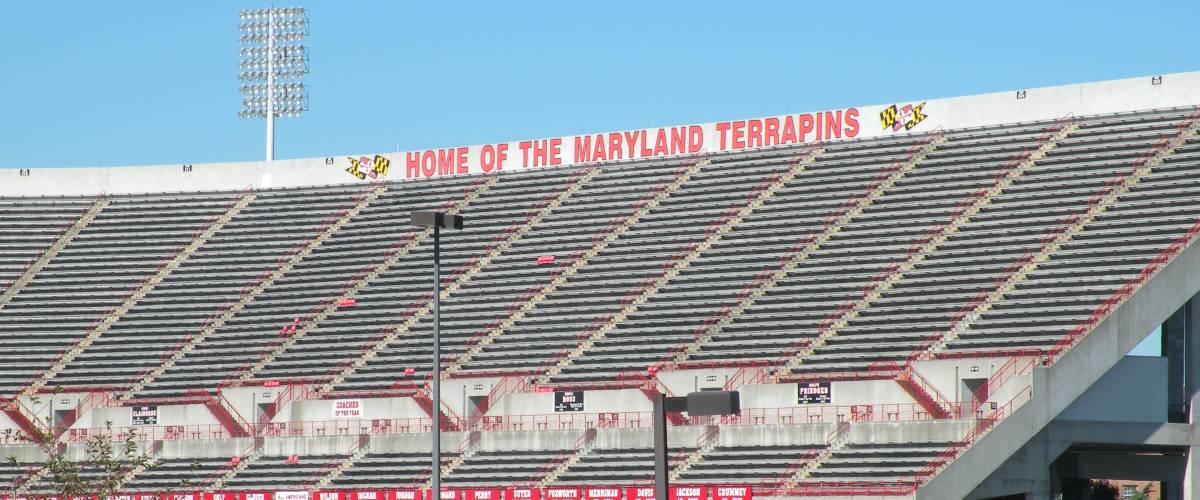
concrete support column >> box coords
[1183,445,1200,500]
[1187,298,1200,419]
[1163,304,1187,422]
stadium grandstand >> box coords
[2,71,1200,499]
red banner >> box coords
[580,489,620,500]
[388,491,421,500]
[424,491,457,500]
[502,488,539,500]
[669,486,707,500]
[541,489,578,500]
[203,494,236,500]
[710,486,751,500]
[623,488,654,500]
[312,493,344,500]
[237,493,268,500]
[463,490,500,500]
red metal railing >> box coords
[907,384,1033,487]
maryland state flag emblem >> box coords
[880,102,928,132]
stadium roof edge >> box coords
[4,70,1200,197]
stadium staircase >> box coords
[118,185,386,401]
[22,191,256,397]
[534,427,597,486]
[227,171,506,386]
[442,157,710,377]
[767,119,1078,380]
[113,439,165,492]
[674,132,945,371]
[312,174,524,393]
[204,438,266,492]
[306,166,605,414]
[667,424,719,481]
[189,388,253,438]
[916,109,1200,497]
[540,147,825,382]
[1,398,46,442]
[921,112,1200,358]
[11,461,52,496]
[307,434,371,489]
[780,420,851,489]
[420,431,481,489]
[0,195,108,312]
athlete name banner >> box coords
[502,488,539,500]
[710,486,752,500]
[623,488,654,500]
[423,491,457,500]
[580,489,620,500]
[463,490,500,500]
[389,490,421,500]
[554,391,584,412]
[332,399,363,418]
[95,485,759,500]
[668,486,707,500]
[797,381,832,404]
[542,488,579,500]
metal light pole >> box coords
[410,211,464,497]
[238,7,309,161]
[653,391,740,500]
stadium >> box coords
[3,60,1200,500]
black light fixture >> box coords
[652,390,740,499]
[409,210,464,496]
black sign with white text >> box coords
[554,391,584,412]
[131,405,158,425]
[797,382,832,404]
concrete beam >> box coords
[918,235,1200,499]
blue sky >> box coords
[0,1,1188,354]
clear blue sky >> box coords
[0,0,1186,354]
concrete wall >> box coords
[4,71,1199,197]
[919,219,1200,499]
[1058,356,1167,423]
[82,403,219,430]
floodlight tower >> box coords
[238,7,309,161]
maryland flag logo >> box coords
[345,154,390,180]
[880,102,928,132]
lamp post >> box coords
[238,7,309,161]
[410,211,464,497]
[653,390,740,500]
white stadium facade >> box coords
[3,71,1200,499]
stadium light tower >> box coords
[238,6,309,161]
[410,211,464,497]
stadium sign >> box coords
[16,71,1200,197]
[332,399,363,418]
[553,390,584,412]
[797,381,832,404]
[131,405,157,425]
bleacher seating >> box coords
[1,105,1198,496]
[676,444,823,484]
